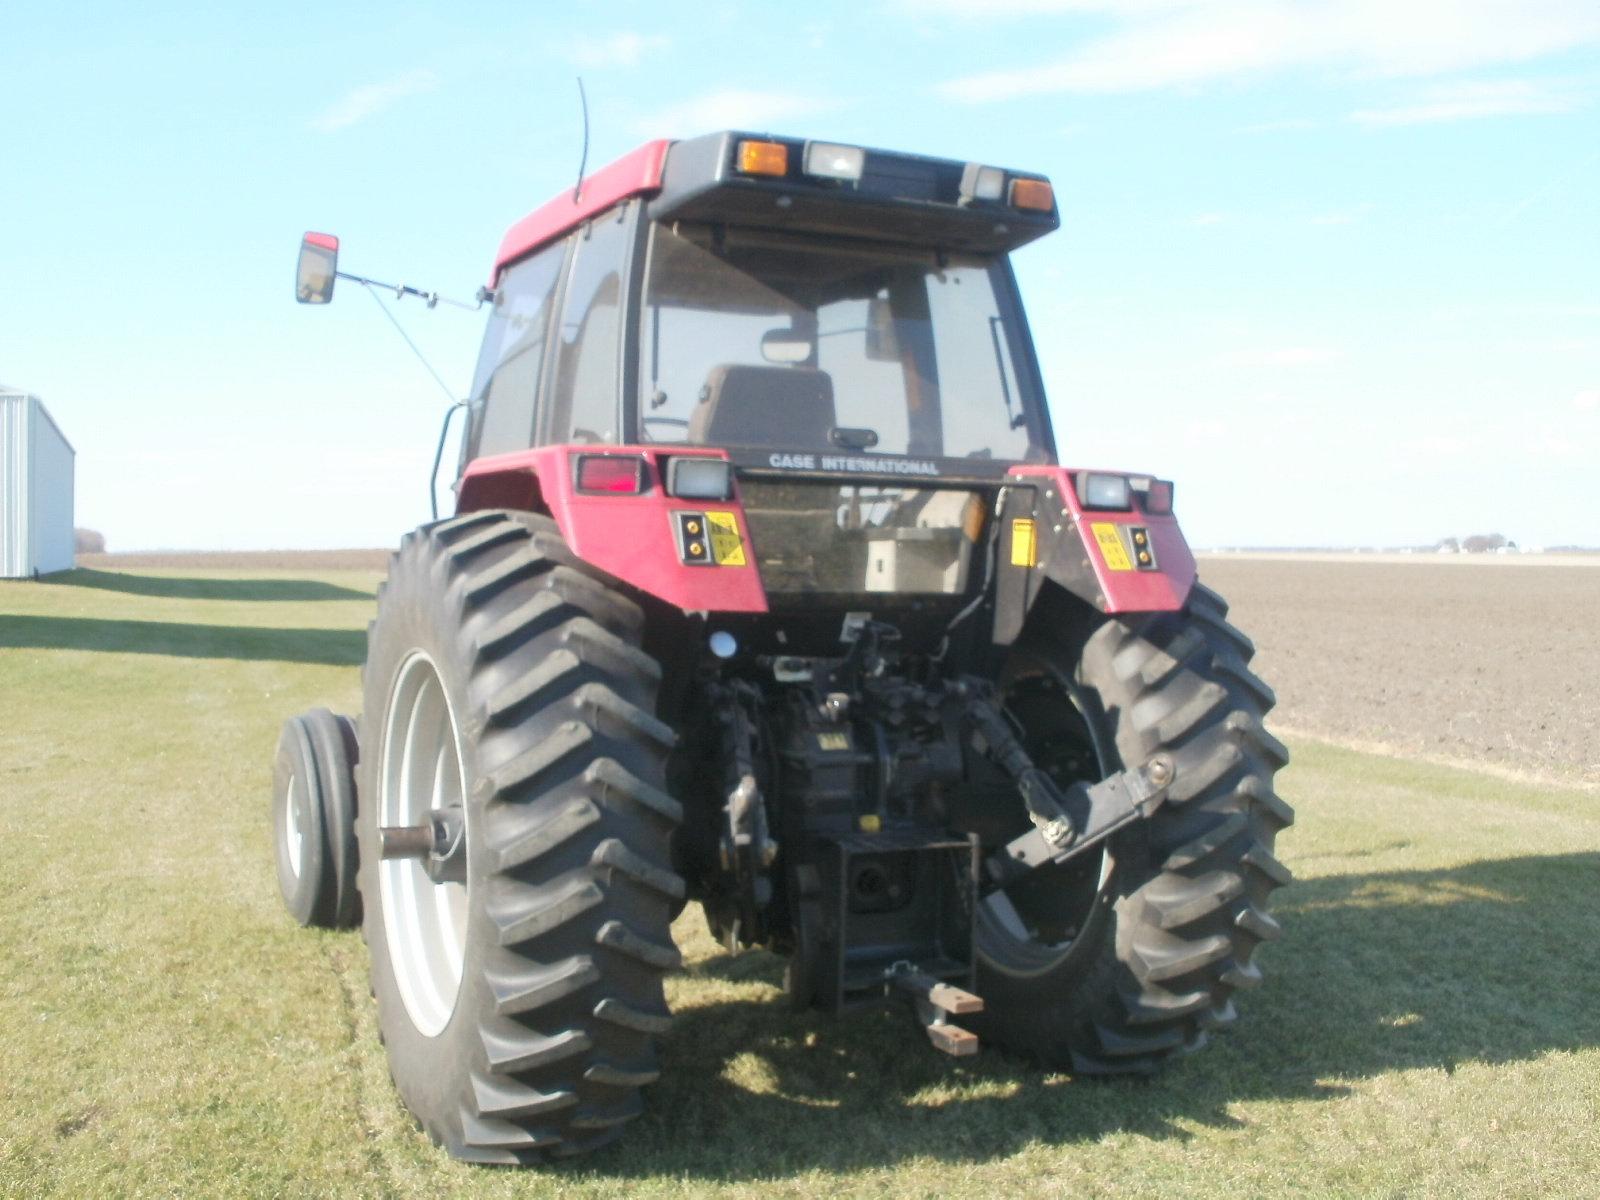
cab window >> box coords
[547,203,634,444]
[636,223,1039,461]
[466,237,568,459]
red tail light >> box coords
[574,454,646,494]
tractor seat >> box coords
[688,365,837,449]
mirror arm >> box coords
[334,270,487,311]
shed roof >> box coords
[0,390,75,453]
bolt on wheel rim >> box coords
[379,652,469,1038]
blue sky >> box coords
[3,0,1596,550]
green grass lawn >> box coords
[2,567,1596,1198]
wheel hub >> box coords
[380,805,467,885]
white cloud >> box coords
[1242,116,1321,133]
[1352,79,1580,125]
[913,0,1203,14]
[569,32,669,69]
[311,70,438,133]
[1187,212,1226,226]
[1309,203,1374,225]
[1214,346,1341,368]
[800,21,833,50]
[636,90,841,137]
[1575,389,1600,412]
[1416,430,1487,459]
[938,1,1600,100]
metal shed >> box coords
[1,388,76,578]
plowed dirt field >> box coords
[1199,555,1600,785]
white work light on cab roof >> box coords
[960,163,1006,203]
[804,141,866,182]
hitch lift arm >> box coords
[964,686,1174,885]
[984,757,1173,887]
[711,681,778,949]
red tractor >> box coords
[275,132,1290,1163]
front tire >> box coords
[306,708,362,929]
[971,581,1293,1072]
[273,714,333,927]
[357,511,684,1162]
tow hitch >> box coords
[890,964,985,1056]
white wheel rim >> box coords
[379,651,470,1038]
[283,774,304,878]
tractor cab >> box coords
[453,133,1161,654]
[464,132,1058,466]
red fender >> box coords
[458,446,769,614]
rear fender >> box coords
[457,446,769,614]
[1004,464,1195,618]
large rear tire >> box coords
[971,581,1292,1072]
[357,510,683,1162]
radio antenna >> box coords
[573,77,590,203]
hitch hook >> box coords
[888,963,984,1057]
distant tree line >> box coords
[1436,533,1513,553]
[75,528,105,553]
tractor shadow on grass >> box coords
[47,568,374,602]
[0,614,365,666]
[575,851,1600,1182]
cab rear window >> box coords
[638,224,1040,463]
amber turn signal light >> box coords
[1010,178,1054,212]
[737,139,789,177]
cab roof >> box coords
[491,132,1057,284]
[490,140,670,285]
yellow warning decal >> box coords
[1010,518,1038,567]
[705,511,747,566]
[1091,522,1134,571]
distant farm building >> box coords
[1,388,76,578]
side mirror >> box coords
[296,232,339,304]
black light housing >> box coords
[1141,479,1174,515]
[651,131,1061,254]
[1076,471,1131,511]
[666,456,734,501]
